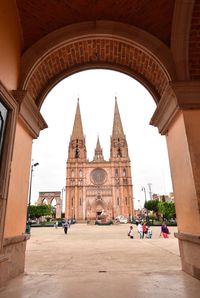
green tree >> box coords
[144,200,159,213]
[29,205,52,219]
[158,201,176,220]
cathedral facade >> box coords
[65,98,134,221]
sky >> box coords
[31,69,173,209]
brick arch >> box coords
[189,0,200,80]
[20,22,176,107]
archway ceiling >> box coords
[26,38,169,107]
[16,0,175,52]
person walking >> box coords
[128,226,134,239]
[63,220,69,234]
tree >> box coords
[144,200,159,213]
[29,205,52,219]
[158,201,176,220]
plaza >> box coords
[0,224,200,298]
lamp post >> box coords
[147,182,152,200]
[141,186,148,221]
[141,186,147,203]
[26,162,39,233]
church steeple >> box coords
[112,97,125,138]
[93,136,104,161]
[68,99,87,160]
[71,99,84,140]
[110,97,129,160]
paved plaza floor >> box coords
[0,224,200,298]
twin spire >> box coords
[70,97,126,160]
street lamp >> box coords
[147,183,152,200]
[141,186,147,203]
[61,186,65,213]
[141,186,149,221]
[26,162,39,233]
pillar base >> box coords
[175,232,200,280]
[0,234,30,287]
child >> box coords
[128,226,134,239]
[147,227,152,239]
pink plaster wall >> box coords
[166,111,200,234]
[4,121,33,237]
[0,0,22,90]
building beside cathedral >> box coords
[65,98,134,221]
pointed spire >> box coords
[93,135,104,161]
[96,135,101,151]
[71,99,84,140]
[112,97,125,138]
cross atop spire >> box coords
[112,97,125,138]
[71,99,84,140]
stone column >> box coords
[56,198,62,219]
[151,82,200,280]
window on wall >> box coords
[71,169,74,177]
[115,168,118,176]
[125,197,128,205]
[117,197,120,206]
[0,101,8,158]
[123,168,126,176]
[80,198,82,206]
[71,197,74,207]
[79,169,83,177]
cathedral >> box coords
[65,98,134,221]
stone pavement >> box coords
[0,224,200,298]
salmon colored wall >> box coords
[166,111,200,234]
[0,0,22,90]
[4,120,33,237]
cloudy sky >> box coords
[31,69,173,209]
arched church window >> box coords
[71,169,74,177]
[123,168,126,176]
[117,197,120,206]
[125,197,128,205]
[71,197,74,207]
[79,169,83,177]
[80,198,82,206]
[115,168,118,176]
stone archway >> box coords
[1,4,199,285]
[19,21,176,107]
[12,21,199,280]
[37,192,62,219]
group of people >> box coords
[128,222,170,239]
[128,223,152,239]
[137,222,152,239]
